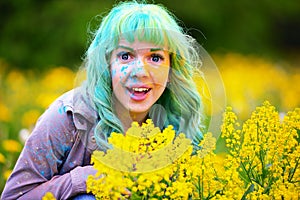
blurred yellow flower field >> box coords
[0,53,299,194]
[213,53,300,119]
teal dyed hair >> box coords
[84,1,204,149]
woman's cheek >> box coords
[149,66,170,85]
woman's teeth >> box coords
[132,88,150,92]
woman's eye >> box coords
[117,52,132,61]
[121,53,129,60]
[151,54,164,63]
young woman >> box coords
[1,1,204,199]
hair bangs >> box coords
[115,9,170,48]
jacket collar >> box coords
[62,87,98,130]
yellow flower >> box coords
[21,109,41,127]
[222,101,300,198]
[0,153,5,163]
[6,70,27,92]
[2,139,22,152]
[213,53,300,119]
[36,92,62,109]
[42,192,56,200]
[0,102,11,122]
[4,169,12,180]
[87,102,300,199]
[41,67,75,92]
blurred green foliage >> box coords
[0,0,300,70]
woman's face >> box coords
[110,39,170,117]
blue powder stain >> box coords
[69,162,75,168]
[63,106,68,113]
[121,65,128,72]
[58,106,64,114]
[61,145,71,153]
[112,69,116,77]
[137,67,142,72]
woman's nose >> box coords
[130,57,149,78]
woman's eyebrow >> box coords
[150,48,164,52]
[117,45,134,52]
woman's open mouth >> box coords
[128,87,152,101]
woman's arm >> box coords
[1,98,96,200]
[3,165,96,200]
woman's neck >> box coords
[117,111,148,132]
[113,100,149,132]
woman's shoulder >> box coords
[55,87,98,130]
[35,87,96,132]
[31,90,77,137]
[25,88,97,151]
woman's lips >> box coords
[128,87,152,101]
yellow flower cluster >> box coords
[222,101,300,199]
[2,139,22,153]
[87,119,194,199]
[87,102,299,199]
[87,120,245,199]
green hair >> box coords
[84,1,204,149]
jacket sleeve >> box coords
[0,99,97,200]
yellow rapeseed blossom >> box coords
[41,67,75,92]
[6,70,27,93]
[36,92,62,109]
[4,169,12,180]
[87,102,299,199]
[214,53,300,119]
[21,109,41,127]
[87,120,245,199]
[0,153,5,163]
[42,192,56,200]
[2,139,22,152]
[34,67,75,108]
[222,101,300,199]
[0,102,11,122]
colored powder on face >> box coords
[121,65,128,72]
[112,69,117,77]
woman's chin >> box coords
[127,105,151,116]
